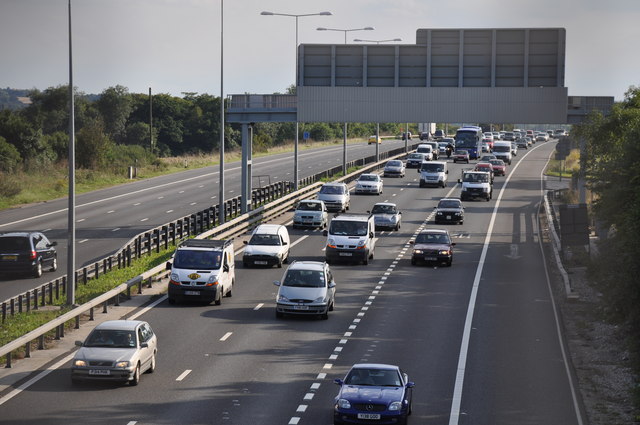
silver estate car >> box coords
[71,320,158,386]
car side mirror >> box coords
[50,241,58,247]
[366,210,370,214]
[409,240,415,245]
[457,179,462,184]
[273,280,281,286]
[140,342,149,348]
[406,381,415,388]
[165,261,172,270]
[446,170,449,174]
[329,282,336,288]
[369,232,374,238]
[243,240,248,245]
[282,240,288,245]
[323,230,328,236]
[451,242,457,246]
[75,340,83,347]
[399,211,402,215]
[223,264,230,273]
[334,378,344,386]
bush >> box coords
[0,172,22,198]
[0,136,21,172]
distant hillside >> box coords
[0,88,31,110]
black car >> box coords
[0,232,57,277]
[434,198,464,224]
[409,229,455,266]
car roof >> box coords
[438,198,461,203]
[252,224,283,234]
[351,363,400,371]
[373,202,397,207]
[322,182,346,187]
[418,228,449,235]
[298,199,323,204]
[359,173,378,177]
[95,320,145,331]
[287,261,325,271]
[0,232,39,238]
[332,214,372,222]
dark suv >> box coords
[0,232,57,277]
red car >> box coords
[452,149,470,163]
[474,162,494,183]
[488,159,506,176]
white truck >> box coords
[458,169,492,201]
[492,141,513,165]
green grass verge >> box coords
[0,245,176,361]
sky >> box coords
[1,0,638,101]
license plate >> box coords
[184,291,200,296]
[339,252,352,257]
[293,305,309,310]
[2,255,17,261]
[446,215,452,220]
[255,261,268,265]
[357,413,381,420]
[425,257,437,261]
[89,369,110,376]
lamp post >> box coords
[316,26,374,44]
[353,38,401,44]
[317,26,374,175]
[261,10,332,191]
[66,0,76,306]
[219,0,225,224]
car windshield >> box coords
[282,269,325,288]
[248,234,281,246]
[345,368,402,387]
[415,232,450,244]
[358,175,378,182]
[420,163,443,172]
[438,200,461,209]
[463,173,489,183]
[408,154,423,159]
[297,202,322,211]
[386,161,401,167]
[319,185,344,195]
[84,329,136,348]
[329,220,368,236]
[0,236,29,251]
[489,160,504,167]
[173,249,221,270]
[371,204,397,214]
[455,150,468,155]
[493,146,510,152]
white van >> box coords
[492,141,513,165]
[166,239,235,305]
[415,144,434,161]
[418,161,448,188]
[242,224,290,268]
[323,213,376,265]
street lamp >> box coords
[317,26,374,174]
[261,10,332,191]
[353,38,401,44]
[316,26,374,44]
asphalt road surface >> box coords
[0,139,584,425]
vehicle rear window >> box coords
[297,202,321,211]
[320,185,344,194]
[0,237,29,251]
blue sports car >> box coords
[333,363,414,425]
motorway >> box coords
[0,139,412,302]
[0,139,584,424]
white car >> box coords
[274,261,336,319]
[242,224,290,268]
[354,173,383,195]
[292,199,328,229]
[71,320,157,386]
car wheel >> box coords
[441,181,445,188]
[411,258,417,266]
[33,261,42,278]
[168,297,176,305]
[320,311,329,320]
[275,310,284,318]
[283,252,290,264]
[214,289,222,305]
[226,280,233,297]
[459,220,464,225]
[147,353,156,373]
[395,223,400,231]
[363,254,369,265]
[329,299,334,311]
[277,258,283,268]
[447,259,453,267]
[129,364,140,386]
[50,258,57,272]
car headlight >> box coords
[207,275,219,286]
[439,250,451,255]
[327,239,336,249]
[436,211,443,215]
[388,401,403,411]
[278,295,290,302]
[337,399,352,409]
[114,361,130,369]
[170,273,180,282]
[483,187,489,192]
[413,249,423,254]
[314,296,327,303]
[74,359,87,367]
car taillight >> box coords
[29,250,37,260]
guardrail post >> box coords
[25,341,30,358]
[103,258,108,275]
[18,295,22,314]
[57,278,62,300]
[138,279,143,294]
[2,303,6,324]
[42,283,47,306]
[25,291,30,313]
[163,226,169,250]
[49,281,53,304]
[114,293,120,306]
[127,246,132,266]
[59,323,64,338]
[6,352,12,368]
[55,325,61,340]
[103,300,108,313]
[147,277,153,289]
[33,288,38,310]
[95,262,100,279]
[75,316,80,329]
[83,268,88,284]
[38,335,45,350]
[127,285,131,299]
[89,306,94,321]
[146,233,152,256]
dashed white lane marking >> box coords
[107,210,115,214]
[77,218,85,222]
[140,218,148,222]
[303,393,314,400]
[288,418,300,425]
[190,202,197,206]
[133,202,141,206]
[254,303,264,310]
[127,422,137,425]
[296,405,307,412]
[112,228,120,232]
[220,332,233,341]
[78,239,89,244]
[176,370,192,381]
[166,210,173,213]
[178,191,184,194]
[157,196,164,199]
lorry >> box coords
[458,169,492,201]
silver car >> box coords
[293,199,328,229]
[71,320,157,386]
[354,173,383,195]
[274,261,336,320]
[369,202,402,231]
[383,160,405,178]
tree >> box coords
[96,85,132,143]
[0,136,21,172]
[76,119,112,169]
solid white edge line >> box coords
[448,145,538,425]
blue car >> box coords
[333,363,414,425]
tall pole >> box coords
[375,123,380,163]
[218,0,225,224]
[148,87,153,152]
[66,0,75,306]
[343,123,347,175]
[294,16,299,190]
